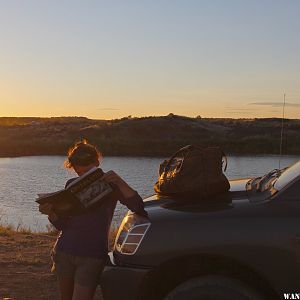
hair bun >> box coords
[65,140,102,168]
[75,139,88,147]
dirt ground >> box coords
[0,228,103,300]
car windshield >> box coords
[273,160,300,191]
[252,168,283,192]
[250,160,300,193]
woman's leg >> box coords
[72,284,97,300]
[52,251,76,300]
[58,277,75,300]
[72,256,104,300]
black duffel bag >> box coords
[154,145,230,200]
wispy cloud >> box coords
[226,109,256,112]
[225,107,259,114]
[226,111,255,114]
[248,102,300,108]
[97,108,120,111]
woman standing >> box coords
[39,140,147,300]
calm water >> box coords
[0,155,299,231]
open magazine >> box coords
[36,167,114,216]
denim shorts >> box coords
[51,250,105,287]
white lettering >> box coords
[284,294,300,300]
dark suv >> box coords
[101,161,300,300]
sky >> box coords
[0,0,300,119]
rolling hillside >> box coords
[0,115,299,157]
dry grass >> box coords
[0,221,58,236]
[14,247,44,266]
[0,224,14,236]
[1,222,118,249]
[0,226,58,299]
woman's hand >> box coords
[39,203,58,222]
[101,171,136,199]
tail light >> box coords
[114,212,151,255]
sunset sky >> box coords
[0,1,300,119]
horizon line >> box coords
[0,114,299,121]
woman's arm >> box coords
[101,171,148,217]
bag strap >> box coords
[163,145,202,174]
[221,151,228,172]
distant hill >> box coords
[0,115,299,157]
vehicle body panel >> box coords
[102,164,300,300]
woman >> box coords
[39,140,147,300]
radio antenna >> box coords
[279,93,286,169]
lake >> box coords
[0,155,299,231]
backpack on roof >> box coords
[154,145,230,200]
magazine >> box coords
[36,167,114,216]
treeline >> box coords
[0,115,299,157]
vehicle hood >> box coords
[229,178,251,200]
[229,178,251,192]
[144,178,251,205]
